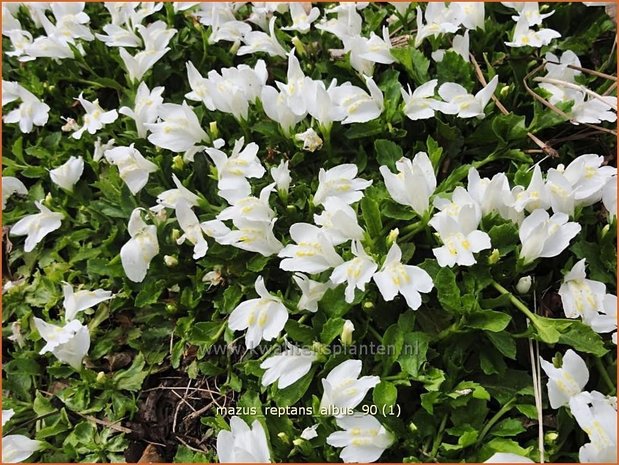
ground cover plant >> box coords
[1,1,618,463]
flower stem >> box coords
[594,357,616,395]
[476,397,517,446]
[492,280,538,322]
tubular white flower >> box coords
[217,416,271,463]
[540,349,589,409]
[569,391,617,463]
[2,176,28,209]
[10,201,63,253]
[71,93,118,140]
[2,81,50,133]
[511,165,551,213]
[145,101,208,153]
[327,414,394,463]
[380,151,436,216]
[282,3,320,34]
[505,16,560,48]
[602,176,617,220]
[260,343,317,389]
[104,144,158,195]
[217,184,276,224]
[329,76,384,124]
[373,242,434,310]
[293,273,333,313]
[278,223,344,274]
[49,156,84,192]
[314,197,364,246]
[118,82,164,138]
[401,80,445,121]
[271,160,292,194]
[466,168,520,222]
[563,154,617,206]
[558,259,606,324]
[590,294,617,342]
[330,241,378,303]
[313,164,372,207]
[319,360,380,413]
[228,276,289,349]
[34,317,90,370]
[295,128,323,152]
[237,16,286,57]
[2,435,42,463]
[519,209,581,264]
[217,217,283,257]
[151,174,200,213]
[438,75,498,118]
[175,199,209,259]
[62,282,113,322]
[120,208,159,282]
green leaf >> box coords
[320,317,344,344]
[490,418,526,437]
[113,353,149,391]
[391,45,430,85]
[491,113,529,143]
[426,136,443,173]
[190,321,224,348]
[467,310,511,332]
[398,332,430,377]
[436,51,474,91]
[361,196,383,238]
[375,139,403,170]
[382,324,404,373]
[485,331,517,359]
[373,381,398,409]
[134,279,164,307]
[434,267,462,313]
[285,319,314,344]
[556,319,608,356]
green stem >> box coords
[492,281,538,322]
[594,357,616,395]
[430,413,448,458]
[476,397,517,446]
[365,322,384,345]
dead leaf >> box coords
[138,444,163,463]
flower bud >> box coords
[341,320,355,346]
[408,422,418,433]
[387,228,399,247]
[96,371,106,383]
[171,228,181,242]
[277,432,289,444]
[292,438,304,447]
[363,301,374,311]
[209,121,219,139]
[601,224,610,239]
[164,255,178,267]
[544,431,558,445]
[172,155,184,171]
[499,84,510,98]
[291,36,306,56]
[488,248,501,265]
[44,192,53,207]
[516,276,532,294]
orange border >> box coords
[0,1,617,464]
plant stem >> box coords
[365,322,384,345]
[492,281,538,321]
[430,413,448,458]
[594,357,616,395]
[476,397,517,446]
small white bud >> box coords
[516,276,532,294]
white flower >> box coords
[511,165,551,213]
[314,197,364,246]
[380,152,436,216]
[558,259,606,324]
[343,26,394,76]
[217,416,271,463]
[484,452,534,463]
[400,80,445,121]
[590,294,617,343]
[300,425,319,440]
[104,145,158,195]
[466,168,520,222]
[314,164,372,206]
[438,75,498,118]
[569,391,617,463]
[544,50,581,81]
[93,137,115,162]
[2,176,28,209]
[329,77,384,124]
[175,199,210,259]
[62,282,113,322]
[145,101,208,153]
[519,209,581,264]
[432,31,470,63]
[2,409,15,426]
[563,154,617,206]
[327,414,394,463]
[120,209,159,283]
[95,24,141,48]
[206,138,266,204]
[316,4,363,40]
[2,435,42,463]
[119,21,176,82]
[49,156,84,192]
[71,93,118,140]
[10,201,63,253]
[218,184,275,224]
[279,223,344,274]
[545,168,576,215]
[151,174,200,213]
[505,2,555,26]
[228,276,289,349]
[217,218,283,257]
[34,317,90,370]
[282,3,320,33]
[505,17,560,48]
[330,241,378,303]
[319,360,380,413]
[238,16,286,57]
[293,273,332,312]
[540,349,589,409]
[430,209,492,268]
[602,176,617,220]
[271,160,292,194]
[373,242,433,310]
[414,4,460,46]
[451,2,485,30]
[295,128,323,152]
[2,81,50,133]
[261,85,305,135]
[260,343,317,389]
[118,82,164,138]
